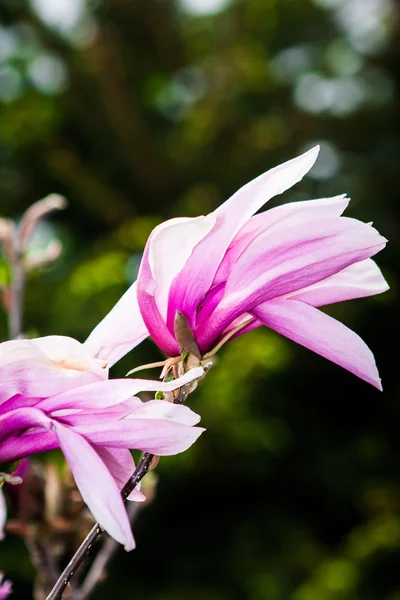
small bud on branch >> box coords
[19,194,67,251]
[24,240,63,272]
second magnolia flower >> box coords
[0,336,204,550]
[86,145,388,389]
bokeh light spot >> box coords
[28,53,68,95]
[179,0,231,16]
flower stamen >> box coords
[202,317,254,359]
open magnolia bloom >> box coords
[0,336,204,550]
[86,146,388,389]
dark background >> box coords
[0,0,399,598]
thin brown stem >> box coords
[9,237,24,340]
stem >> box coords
[45,452,154,600]
[120,452,153,502]
[9,239,25,339]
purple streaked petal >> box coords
[166,147,320,330]
[52,408,130,426]
[0,394,41,413]
[75,420,205,455]
[214,146,320,231]
[195,282,226,327]
[53,422,135,550]
[285,258,389,307]
[37,380,140,412]
[0,408,51,440]
[212,195,350,288]
[38,367,204,412]
[137,243,181,356]
[252,298,382,389]
[84,282,149,367]
[0,430,58,463]
[236,194,349,240]
[196,217,387,353]
[147,216,216,320]
[225,217,387,307]
[94,447,145,502]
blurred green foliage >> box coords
[0,0,399,598]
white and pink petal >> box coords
[0,338,106,405]
[75,419,205,456]
[95,447,145,502]
[54,423,135,550]
[84,282,149,367]
[137,245,181,356]
[252,298,382,389]
[285,258,389,307]
[38,367,204,412]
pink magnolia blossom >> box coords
[87,146,388,389]
[0,336,204,549]
[0,573,11,599]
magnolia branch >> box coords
[0,194,66,339]
[8,231,24,340]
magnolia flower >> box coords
[0,336,204,549]
[87,146,388,389]
[0,573,11,599]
